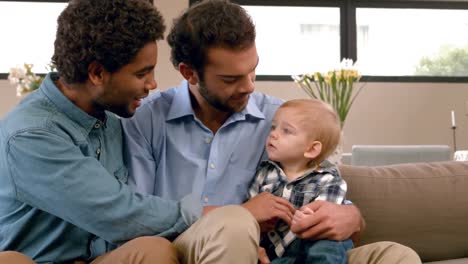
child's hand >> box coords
[258,247,271,264]
[292,207,314,225]
[302,207,315,215]
[242,192,296,225]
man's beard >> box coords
[198,80,247,113]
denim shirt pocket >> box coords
[113,166,128,184]
[292,183,320,207]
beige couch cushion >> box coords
[339,161,468,262]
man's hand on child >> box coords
[290,200,361,241]
[242,192,296,225]
[260,218,277,232]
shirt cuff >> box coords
[157,193,202,239]
[179,193,203,227]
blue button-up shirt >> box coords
[122,81,284,206]
[0,74,201,263]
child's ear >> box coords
[304,141,322,159]
[178,63,199,85]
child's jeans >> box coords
[266,238,353,264]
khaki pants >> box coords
[172,205,421,264]
[173,205,260,264]
[0,236,178,264]
[0,205,260,264]
[172,204,421,263]
[89,206,260,264]
[96,205,261,264]
[91,236,178,264]
[0,251,35,264]
[348,241,422,264]
[0,206,420,264]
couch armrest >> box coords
[339,161,468,262]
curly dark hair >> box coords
[167,0,255,78]
[52,0,165,84]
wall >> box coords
[256,81,468,153]
[0,80,22,118]
[1,0,467,153]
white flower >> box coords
[8,63,47,97]
[16,84,26,97]
[291,75,303,82]
[8,66,26,85]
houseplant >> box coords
[292,58,364,128]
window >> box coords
[0,0,154,79]
[357,7,468,77]
[190,0,468,82]
[243,6,341,76]
[0,1,68,78]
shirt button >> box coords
[210,163,215,169]
[94,123,101,129]
[205,137,212,144]
[204,197,209,203]
[96,148,101,155]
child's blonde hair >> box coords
[279,99,341,166]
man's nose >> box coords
[146,76,157,91]
[240,75,255,94]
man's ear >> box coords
[88,61,106,86]
[178,63,199,85]
[304,141,322,159]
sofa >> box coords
[339,161,468,263]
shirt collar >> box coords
[166,80,265,121]
[40,73,106,133]
[166,80,197,121]
[263,160,335,183]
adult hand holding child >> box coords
[242,192,296,228]
[291,200,363,242]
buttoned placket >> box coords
[198,113,248,205]
[92,121,103,160]
[203,132,216,205]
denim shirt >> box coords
[0,73,201,263]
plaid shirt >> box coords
[247,160,347,257]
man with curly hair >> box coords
[0,0,260,263]
[123,0,421,263]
